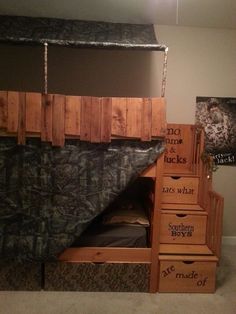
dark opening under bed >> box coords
[72,177,154,248]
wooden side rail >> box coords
[59,247,152,263]
[206,190,224,260]
[0,91,166,146]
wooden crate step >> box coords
[158,254,218,293]
[160,210,207,245]
[162,175,199,205]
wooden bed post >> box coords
[149,152,164,293]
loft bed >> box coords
[0,15,168,292]
[0,92,165,292]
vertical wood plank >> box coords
[52,94,65,147]
[18,92,26,145]
[80,96,92,141]
[150,153,164,293]
[26,92,42,133]
[101,97,112,142]
[151,98,166,138]
[90,97,101,143]
[126,97,142,138]
[7,91,19,133]
[0,91,7,129]
[111,97,127,137]
[141,98,152,141]
[65,96,81,136]
[41,94,53,142]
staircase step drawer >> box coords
[159,255,218,293]
[162,176,199,204]
[160,210,207,244]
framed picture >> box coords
[195,96,236,165]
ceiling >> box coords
[0,0,236,29]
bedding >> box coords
[72,223,148,248]
[0,137,164,261]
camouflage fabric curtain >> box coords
[0,138,164,261]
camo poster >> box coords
[195,96,236,165]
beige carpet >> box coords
[0,244,235,314]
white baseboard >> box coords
[222,236,236,245]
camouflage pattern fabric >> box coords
[0,15,166,51]
[0,138,164,261]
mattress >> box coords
[72,223,148,248]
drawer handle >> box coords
[176,214,187,218]
[182,261,194,264]
[171,176,181,180]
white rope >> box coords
[161,47,168,98]
[44,42,48,94]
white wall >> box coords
[155,25,236,237]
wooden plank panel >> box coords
[41,94,53,142]
[59,247,151,263]
[101,97,112,142]
[52,94,65,147]
[126,98,142,138]
[18,92,26,145]
[141,98,152,141]
[80,96,92,141]
[111,97,127,137]
[7,91,19,132]
[65,96,81,136]
[26,92,41,133]
[0,91,7,129]
[164,124,196,174]
[90,97,101,143]
[151,98,166,138]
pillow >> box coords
[102,200,150,227]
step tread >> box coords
[159,244,214,256]
[161,204,204,211]
[159,254,218,262]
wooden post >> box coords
[149,153,164,293]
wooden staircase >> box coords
[158,123,224,293]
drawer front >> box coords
[159,259,217,293]
[44,262,150,292]
[162,176,199,204]
[160,212,207,244]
